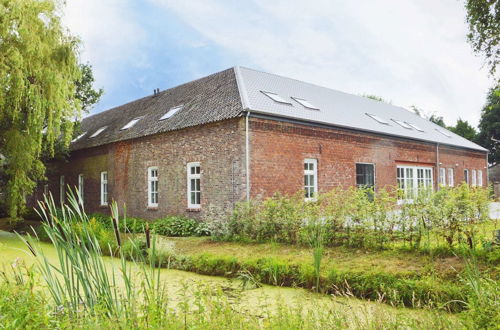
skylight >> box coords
[71,132,87,142]
[406,122,424,132]
[261,91,292,105]
[90,126,107,138]
[291,97,319,110]
[435,128,452,137]
[366,113,389,125]
[159,105,183,120]
[121,117,142,130]
[392,119,412,129]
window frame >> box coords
[304,158,318,201]
[100,171,108,206]
[439,167,446,186]
[60,175,65,205]
[447,168,454,187]
[148,166,159,207]
[464,169,470,184]
[396,165,433,201]
[478,170,483,187]
[472,169,477,186]
[187,162,201,209]
[78,174,84,203]
[355,163,375,189]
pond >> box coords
[0,230,457,324]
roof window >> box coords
[291,97,319,110]
[261,91,292,105]
[406,122,424,132]
[366,113,389,125]
[121,117,143,130]
[392,119,412,129]
[159,105,183,120]
[435,128,452,137]
[71,132,87,142]
[90,126,107,138]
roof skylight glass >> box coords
[121,117,142,130]
[392,119,412,129]
[90,126,107,138]
[366,113,390,125]
[71,132,87,142]
[261,91,292,105]
[405,122,424,132]
[435,128,452,137]
[291,97,319,110]
[159,105,183,121]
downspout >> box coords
[436,143,440,190]
[245,111,250,202]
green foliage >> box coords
[151,216,202,237]
[477,85,500,164]
[75,63,103,113]
[448,118,478,142]
[465,0,500,79]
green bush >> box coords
[89,213,147,234]
[151,216,199,237]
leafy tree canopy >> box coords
[477,85,500,164]
[0,0,99,218]
[362,94,391,104]
[465,0,500,80]
[449,118,478,141]
[76,63,103,113]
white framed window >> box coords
[90,126,107,138]
[261,91,292,105]
[448,168,454,187]
[121,117,143,130]
[397,165,433,200]
[366,113,389,125]
[439,168,446,186]
[187,162,201,208]
[304,159,318,200]
[464,169,469,184]
[100,171,108,206]
[148,167,159,207]
[60,176,65,204]
[472,169,477,186]
[159,105,183,120]
[478,170,483,186]
[78,174,84,203]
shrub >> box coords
[151,216,199,237]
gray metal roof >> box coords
[71,66,486,152]
[235,66,486,152]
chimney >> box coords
[153,89,156,96]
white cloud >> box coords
[151,0,493,126]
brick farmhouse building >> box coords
[39,67,488,219]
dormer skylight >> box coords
[406,122,424,132]
[71,132,87,142]
[121,117,143,130]
[90,126,107,138]
[291,97,319,110]
[159,105,183,121]
[366,113,389,125]
[392,119,412,129]
[435,128,452,137]
[261,91,292,105]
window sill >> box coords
[147,206,159,210]
[186,208,201,212]
[99,204,108,209]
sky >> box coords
[63,0,495,127]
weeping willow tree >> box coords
[0,0,82,219]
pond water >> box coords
[0,230,454,323]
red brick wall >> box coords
[44,118,247,220]
[248,118,487,198]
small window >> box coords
[90,126,107,138]
[261,91,292,105]
[148,167,159,207]
[72,132,87,143]
[439,168,446,186]
[60,176,65,205]
[464,169,469,184]
[304,159,318,200]
[291,97,319,110]
[78,174,84,204]
[356,163,375,189]
[472,169,477,186]
[187,162,201,208]
[160,105,183,120]
[392,119,412,129]
[448,168,454,187]
[366,113,389,125]
[397,165,433,200]
[436,128,452,137]
[478,170,483,186]
[121,117,142,130]
[405,122,424,132]
[100,171,108,206]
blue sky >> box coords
[63,0,495,127]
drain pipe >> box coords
[436,143,440,189]
[245,111,250,202]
